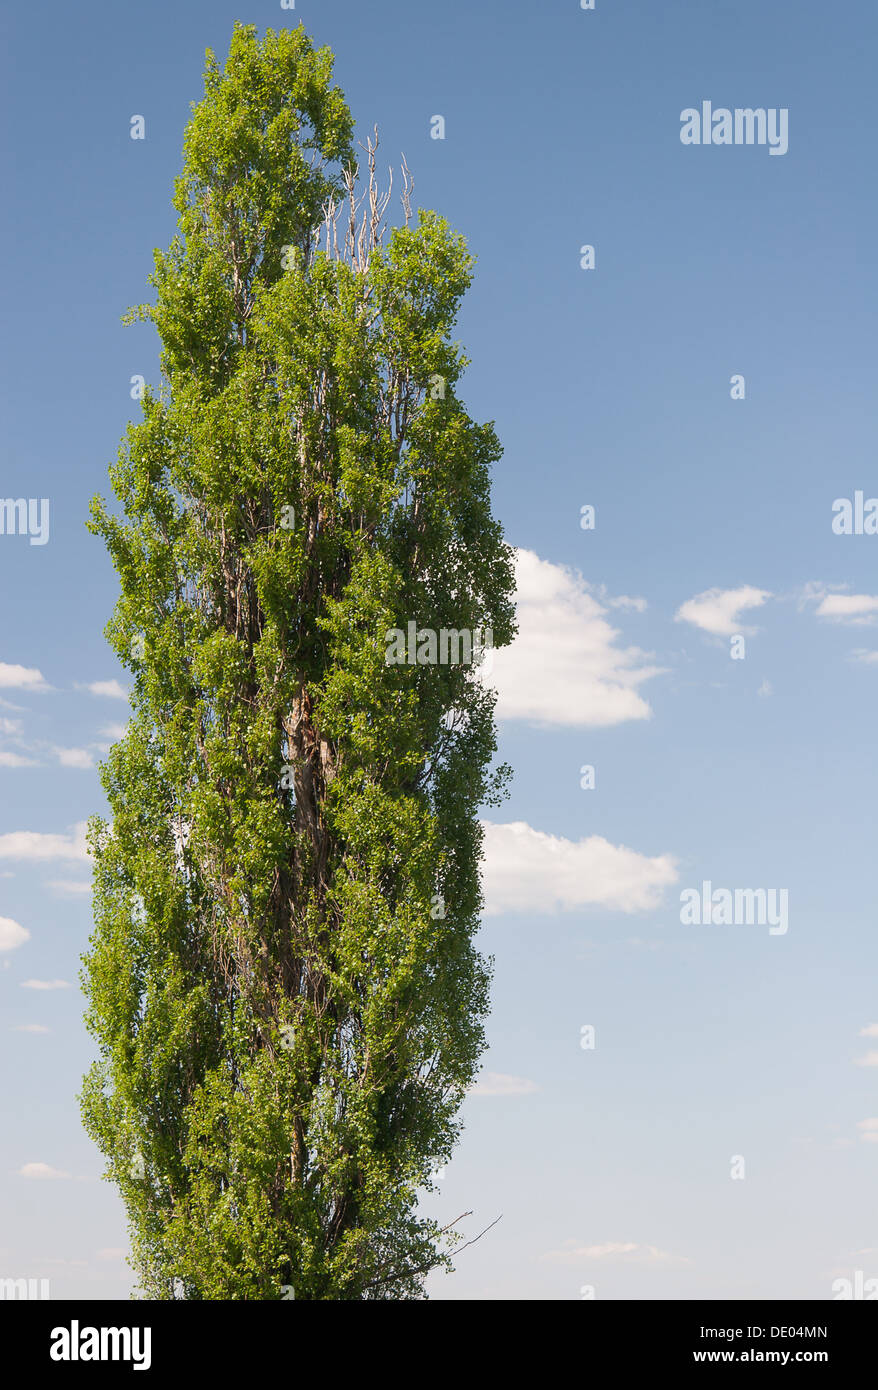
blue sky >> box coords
[1,0,876,1300]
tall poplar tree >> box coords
[81,22,515,1300]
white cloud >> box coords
[675,585,771,637]
[17,1162,71,1180]
[854,1052,878,1068]
[542,1240,689,1264]
[481,820,677,916]
[96,1248,127,1261]
[0,751,39,767]
[53,747,94,770]
[487,549,664,728]
[0,663,49,691]
[859,1024,878,1037]
[815,593,878,624]
[80,680,128,700]
[468,1071,539,1097]
[0,824,89,862]
[0,917,30,951]
[757,680,773,697]
[48,879,92,898]
[803,584,878,634]
[12,1024,50,1034]
[20,979,70,990]
[857,1119,878,1143]
[850,650,878,666]
[0,717,22,735]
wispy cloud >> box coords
[0,750,39,767]
[48,879,92,898]
[802,584,878,633]
[854,1052,878,1069]
[20,979,70,990]
[98,723,128,741]
[469,1072,539,1097]
[814,593,878,625]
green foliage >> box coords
[82,22,515,1301]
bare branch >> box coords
[361,1212,503,1294]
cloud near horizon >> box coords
[17,1162,71,1180]
[468,1071,539,1097]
